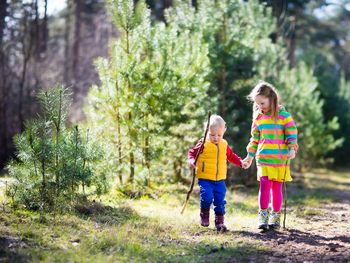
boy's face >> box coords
[208,125,226,144]
[255,95,271,113]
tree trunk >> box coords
[32,0,40,105]
[54,90,63,194]
[34,0,39,56]
[286,4,302,68]
[159,0,172,21]
[0,72,8,169]
[129,152,135,183]
[144,132,150,187]
[218,66,227,117]
[191,0,197,8]
[271,0,288,41]
[19,9,33,132]
[218,14,227,117]
[174,159,189,184]
[42,0,48,52]
[64,0,72,84]
[287,14,297,68]
[164,0,172,8]
[128,112,135,183]
[125,29,135,183]
[115,81,123,184]
[73,0,81,77]
[0,0,8,169]
[0,0,7,44]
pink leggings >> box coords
[259,176,283,212]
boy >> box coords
[188,115,242,231]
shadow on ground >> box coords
[229,228,350,262]
[235,229,349,247]
[74,201,141,225]
[0,236,31,263]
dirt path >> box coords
[231,170,350,263]
[233,203,349,262]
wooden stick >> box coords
[181,111,211,214]
[283,159,290,229]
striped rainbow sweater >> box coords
[247,106,298,167]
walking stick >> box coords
[282,158,290,229]
[180,111,211,214]
[274,121,291,230]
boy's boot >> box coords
[215,214,228,232]
[268,211,281,230]
[258,209,269,230]
[200,208,210,227]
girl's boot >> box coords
[258,209,269,230]
[215,214,228,232]
[268,211,281,229]
[200,208,210,227]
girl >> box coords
[242,81,298,230]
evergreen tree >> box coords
[295,1,350,164]
[85,0,210,189]
[271,62,343,168]
[7,86,104,211]
[86,0,342,191]
[166,0,341,169]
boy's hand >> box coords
[242,156,253,169]
[189,160,197,169]
[287,148,296,159]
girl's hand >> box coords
[287,149,296,159]
[242,156,253,169]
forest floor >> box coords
[0,168,349,262]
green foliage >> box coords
[167,0,342,168]
[86,0,342,192]
[332,73,350,162]
[245,22,343,168]
[6,86,105,211]
[271,62,343,168]
[166,0,277,148]
[287,1,350,165]
[86,0,210,188]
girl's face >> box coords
[208,125,226,144]
[255,95,271,113]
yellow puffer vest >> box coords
[196,139,228,181]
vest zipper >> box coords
[216,144,219,181]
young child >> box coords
[188,114,242,231]
[242,81,298,230]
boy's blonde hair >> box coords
[209,114,226,129]
[247,81,280,120]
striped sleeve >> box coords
[284,112,298,152]
[246,120,260,157]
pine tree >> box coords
[86,0,342,191]
[85,0,209,189]
[166,0,342,169]
[272,62,343,168]
[7,86,104,211]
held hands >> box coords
[241,149,295,169]
[190,150,294,170]
[241,156,253,169]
